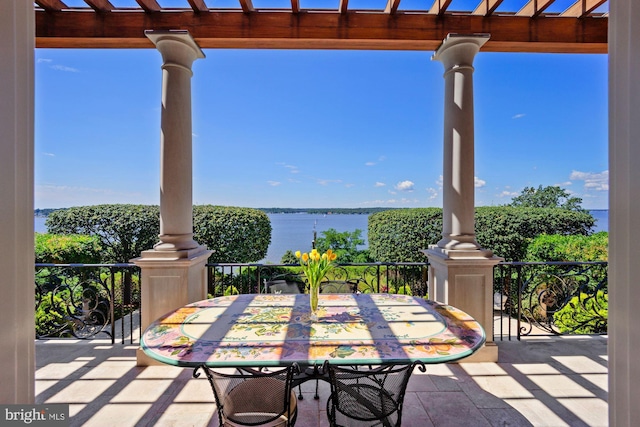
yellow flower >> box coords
[295,248,338,292]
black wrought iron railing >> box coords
[35,263,141,344]
[494,261,608,340]
[34,260,608,343]
[206,262,430,298]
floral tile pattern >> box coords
[141,294,485,367]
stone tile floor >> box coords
[35,335,608,426]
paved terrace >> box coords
[35,333,608,427]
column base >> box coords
[424,247,502,363]
[132,246,212,367]
[453,342,498,363]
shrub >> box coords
[524,232,608,262]
[554,291,608,334]
[193,205,271,263]
[46,204,160,262]
[368,207,596,262]
[368,208,442,262]
[35,233,102,264]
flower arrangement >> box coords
[295,248,338,320]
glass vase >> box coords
[309,283,319,322]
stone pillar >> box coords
[134,31,212,366]
[609,0,640,424]
[425,34,501,362]
[0,0,35,403]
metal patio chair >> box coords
[194,364,299,427]
[326,361,425,427]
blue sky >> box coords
[35,43,608,210]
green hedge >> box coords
[35,233,102,264]
[524,232,608,262]
[368,208,442,262]
[368,207,596,262]
[193,205,271,263]
[475,207,595,261]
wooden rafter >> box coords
[291,0,300,14]
[35,0,67,12]
[428,0,453,16]
[187,0,209,13]
[339,0,349,14]
[84,0,114,13]
[516,0,555,17]
[385,0,402,14]
[239,0,254,13]
[472,0,504,16]
[561,0,607,18]
[35,10,608,54]
[136,0,161,13]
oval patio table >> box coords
[140,293,485,368]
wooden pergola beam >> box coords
[517,0,555,17]
[239,0,255,13]
[472,0,504,16]
[385,0,402,14]
[84,0,114,13]
[561,0,607,18]
[428,0,453,16]
[339,0,349,14]
[187,0,209,13]
[35,0,67,12]
[136,0,161,13]
[35,11,608,54]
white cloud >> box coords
[51,64,79,73]
[278,163,299,174]
[512,113,526,119]
[37,58,53,63]
[569,170,609,191]
[365,162,376,166]
[267,181,281,186]
[395,180,415,192]
[344,183,355,188]
[474,176,486,188]
[317,179,342,186]
[42,152,55,157]
[436,175,443,188]
[426,188,438,200]
[498,190,519,198]
[374,182,386,187]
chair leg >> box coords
[314,379,319,400]
[298,385,303,400]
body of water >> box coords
[35,209,609,264]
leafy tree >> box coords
[314,228,373,263]
[509,185,585,211]
[46,204,160,262]
[280,250,299,264]
[193,205,271,263]
[35,233,102,264]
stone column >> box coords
[134,31,212,365]
[425,34,501,362]
[0,0,35,403]
[609,0,640,424]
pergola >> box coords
[35,0,608,52]
[4,1,640,425]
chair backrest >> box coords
[194,364,299,427]
[326,361,425,427]
[320,280,359,294]
[266,280,302,294]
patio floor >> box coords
[35,334,608,427]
